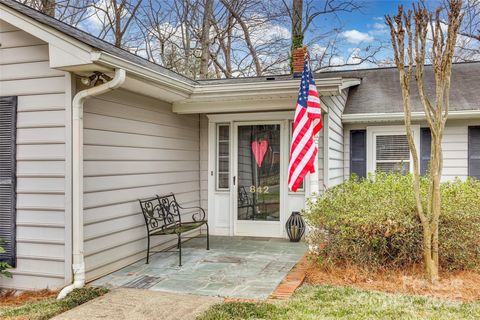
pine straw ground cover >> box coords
[303,257,480,302]
[0,287,108,320]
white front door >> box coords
[233,122,285,237]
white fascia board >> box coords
[91,52,194,98]
[342,110,480,123]
[172,78,349,114]
[192,77,345,95]
[339,78,362,90]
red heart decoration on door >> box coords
[251,140,269,168]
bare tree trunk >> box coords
[200,0,213,79]
[386,1,463,284]
[220,0,262,76]
[292,0,303,48]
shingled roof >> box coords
[325,62,480,114]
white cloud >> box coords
[369,22,388,36]
[235,16,291,46]
[310,43,327,58]
[342,29,374,44]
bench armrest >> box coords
[177,204,206,222]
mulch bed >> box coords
[302,255,480,302]
[0,290,57,306]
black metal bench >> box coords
[138,193,209,266]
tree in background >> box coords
[21,0,378,78]
[22,0,480,78]
[456,0,480,60]
[282,0,385,71]
[87,0,143,48]
[385,0,463,283]
[199,0,213,79]
[22,0,56,16]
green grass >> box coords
[198,285,480,320]
[0,287,108,320]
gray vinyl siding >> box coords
[343,120,480,181]
[322,90,348,187]
[82,89,201,282]
[0,20,71,290]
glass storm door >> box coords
[234,123,283,237]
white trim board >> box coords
[366,125,420,174]
[343,110,480,123]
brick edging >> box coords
[268,253,308,300]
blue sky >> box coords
[302,0,443,68]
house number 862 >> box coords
[249,186,269,193]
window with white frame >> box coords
[216,124,230,190]
[375,135,410,174]
[367,126,418,175]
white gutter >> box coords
[57,68,126,299]
[91,51,194,95]
[342,110,480,123]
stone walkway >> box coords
[91,236,306,299]
[53,288,221,320]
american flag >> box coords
[288,57,323,192]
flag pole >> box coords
[305,50,320,202]
[309,133,320,202]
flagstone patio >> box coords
[90,236,307,299]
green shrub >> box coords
[304,173,480,271]
[0,240,12,278]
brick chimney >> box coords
[292,47,307,78]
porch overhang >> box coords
[172,78,361,114]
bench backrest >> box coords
[138,193,181,233]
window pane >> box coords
[376,162,410,175]
[219,125,229,140]
[218,173,229,189]
[219,157,229,172]
[217,124,230,190]
[376,135,409,161]
[219,141,229,156]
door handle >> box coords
[233,176,236,186]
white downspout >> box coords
[58,69,126,299]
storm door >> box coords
[233,122,284,237]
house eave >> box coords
[342,110,480,123]
[0,3,195,102]
[90,52,194,100]
[172,78,360,114]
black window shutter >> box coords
[0,96,17,267]
[420,128,431,176]
[350,130,367,178]
[469,126,480,179]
